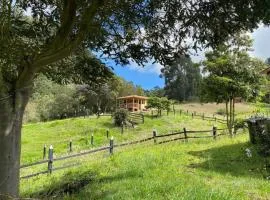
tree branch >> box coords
[32,0,104,70]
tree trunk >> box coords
[0,88,30,199]
[225,100,229,129]
[229,98,233,136]
[232,97,235,135]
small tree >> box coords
[147,97,171,116]
[161,98,171,115]
[113,109,128,126]
[201,35,265,135]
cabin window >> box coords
[135,100,138,103]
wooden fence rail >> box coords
[20,110,232,179]
[20,125,230,179]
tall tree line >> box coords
[24,75,145,122]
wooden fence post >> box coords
[202,113,204,120]
[187,110,189,115]
[213,126,217,140]
[109,136,114,155]
[151,110,153,119]
[106,129,109,139]
[183,128,188,142]
[69,140,72,152]
[153,130,157,144]
[43,144,46,160]
[192,113,194,119]
[142,114,145,124]
[121,122,124,134]
[91,134,94,146]
[180,109,182,116]
[48,145,53,174]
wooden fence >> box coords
[128,112,144,124]
[20,124,228,180]
[149,109,228,125]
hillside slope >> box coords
[21,132,270,200]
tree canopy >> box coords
[162,55,202,102]
[2,0,270,93]
[200,35,267,134]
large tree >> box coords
[1,0,270,198]
[162,55,202,102]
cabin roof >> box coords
[117,95,148,100]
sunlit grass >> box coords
[20,133,270,200]
[20,105,270,199]
[21,113,224,164]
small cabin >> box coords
[117,95,148,112]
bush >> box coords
[256,120,270,157]
[233,119,247,134]
[216,108,226,116]
[247,118,270,178]
[113,109,128,126]
[255,120,270,178]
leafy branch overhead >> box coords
[2,0,270,91]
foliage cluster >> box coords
[24,75,145,122]
[251,119,270,177]
[145,86,165,98]
[113,109,129,127]
[146,97,171,116]
[162,55,202,102]
[256,120,270,158]
[200,35,267,135]
[216,108,226,116]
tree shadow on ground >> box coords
[27,169,140,199]
[100,121,114,129]
[187,141,266,179]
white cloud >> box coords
[103,25,270,76]
[126,60,163,75]
[250,25,270,61]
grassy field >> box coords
[177,102,253,116]
[21,112,225,164]
[20,133,270,199]
[20,103,270,199]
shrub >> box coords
[233,119,247,134]
[216,108,226,116]
[113,109,128,126]
[247,118,270,178]
[256,121,270,157]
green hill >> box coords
[20,114,270,199]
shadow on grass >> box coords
[27,169,140,199]
[187,141,265,178]
[100,121,114,129]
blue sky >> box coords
[109,26,270,90]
